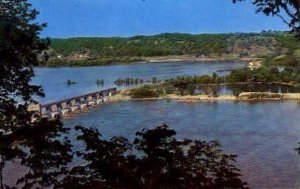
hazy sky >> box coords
[30,0,289,38]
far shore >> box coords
[142,55,262,64]
[42,55,262,68]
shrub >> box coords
[130,85,159,98]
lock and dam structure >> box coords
[29,88,118,119]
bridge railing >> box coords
[36,87,117,119]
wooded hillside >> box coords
[44,32,300,66]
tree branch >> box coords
[275,12,293,26]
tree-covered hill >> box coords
[45,32,300,66]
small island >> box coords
[112,65,300,102]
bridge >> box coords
[29,88,117,119]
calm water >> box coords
[64,100,300,189]
[29,61,300,188]
[33,61,245,103]
[194,83,300,96]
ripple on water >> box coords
[64,100,300,189]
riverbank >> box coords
[143,55,261,63]
[112,90,300,103]
[43,55,259,67]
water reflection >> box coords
[193,83,300,96]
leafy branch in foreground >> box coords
[0,0,72,188]
[16,118,72,189]
[60,124,248,189]
[234,0,300,37]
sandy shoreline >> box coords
[111,92,300,103]
[44,55,263,68]
[58,92,300,120]
[142,55,262,64]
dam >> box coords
[29,88,117,119]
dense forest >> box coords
[44,32,300,66]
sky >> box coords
[30,0,289,38]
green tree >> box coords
[0,0,72,188]
[234,0,300,37]
[61,124,248,189]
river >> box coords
[33,61,245,103]
[63,100,300,189]
[29,61,300,188]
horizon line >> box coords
[46,30,289,39]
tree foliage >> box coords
[130,85,160,98]
[128,66,300,97]
[50,33,228,57]
[0,0,46,129]
[0,1,72,188]
[234,0,300,37]
[60,124,248,189]
[44,31,300,66]
[166,66,300,85]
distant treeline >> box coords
[43,32,300,66]
[50,33,229,57]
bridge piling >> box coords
[33,88,117,119]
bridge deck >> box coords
[41,87,117,108]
